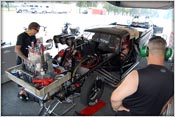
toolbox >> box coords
[5,64,71,97]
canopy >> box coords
[108,1,174,9]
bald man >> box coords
[111,36,173,116]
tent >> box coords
[108,1,174,9]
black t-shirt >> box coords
[121,64,174,115]
[16,32,37,57]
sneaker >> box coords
[17,92,29,101]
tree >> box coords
[76,1,98,8]
[76,1,98,13]
[103,2,121,15]
[163,9,173,19]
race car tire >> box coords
[80,74,104,106]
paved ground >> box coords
[1,81,116,116]
[2,56,173,116]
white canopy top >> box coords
[109,1,173,9]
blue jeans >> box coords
[16,56,22,65]
[16,56,22,87]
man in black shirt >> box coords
[15,22,40,64]
[110,36,173,115]
[15,22,40,100]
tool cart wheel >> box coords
[80,74,104,106]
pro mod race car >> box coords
[52,23,156,106]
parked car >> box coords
[16,4,39,13]
[131,15,152,28]
[16,4,53,14]
[130,15,164,35]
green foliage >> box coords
[102,2,172,18]
[2,1,173,19]
[163,9,173,19]
[76,1,98,14]
[76,1,98,8]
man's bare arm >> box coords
[15,45,29,62]
[160,96,173,115]
[110,70,139,112]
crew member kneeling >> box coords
[110,36,173,116]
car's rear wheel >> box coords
[80,74,104,106]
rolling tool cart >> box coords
[5,39,78,116]
[5,65,77,116]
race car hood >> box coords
[114,26,139,39]
[108,1,173,9]
[85,26,140,40]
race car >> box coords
[52,23,154,106]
